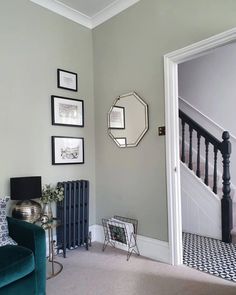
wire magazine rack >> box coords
[102,215,140,261]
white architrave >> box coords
[164,27,236,265]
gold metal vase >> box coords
[12,200,42,223]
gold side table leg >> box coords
[47,225,63,280]
[51,227,54,275]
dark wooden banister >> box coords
[179,110,232,243]
[179,110,221,149]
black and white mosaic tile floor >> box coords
[183,232,236,282]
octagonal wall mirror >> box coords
[108,92,149,148]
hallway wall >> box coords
[93,0,236,241]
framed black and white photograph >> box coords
[109,106,125,129]
[52,136,84,165]
[57,69,78,91]
[51,96,84,127]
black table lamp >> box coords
[10,176,42,223]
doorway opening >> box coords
[164,28,236,266]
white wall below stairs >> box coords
[181,162,222,240]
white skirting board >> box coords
[89,224,170,264]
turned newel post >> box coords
[221,131,233,243]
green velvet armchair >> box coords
[0,217,46,295]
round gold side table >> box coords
[40,219,63,279]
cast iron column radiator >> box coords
[102,216,140,261]
[56,180,90,258]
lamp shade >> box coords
[10,176,42,200]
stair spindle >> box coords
[196,133,201,178]
[188,126,193,170]
[204,140,209,185]
[181,119,185,163]
[213,147,218,194]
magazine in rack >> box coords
[102,215,140,261]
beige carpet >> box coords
[47,242,236,295]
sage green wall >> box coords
[93,0,236,241]
[0,0,96,223]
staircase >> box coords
[179,110,234,243]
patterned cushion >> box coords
[0,197,17,247]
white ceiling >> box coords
[58,0,118,17]
[30,0,140,29]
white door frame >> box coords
[164,27,236,265]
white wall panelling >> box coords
[180,163,222,240]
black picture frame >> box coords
[51,96,84,127]
[109,106,125,129]
[57,69,78,92]
[52,136,84,165]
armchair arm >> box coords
[7,217,46,295]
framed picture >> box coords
[52,136,84,165]
[51,96,84,127]
[109,106,125,129]
[57,69,78,91]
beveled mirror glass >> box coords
[108,92,149,147]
